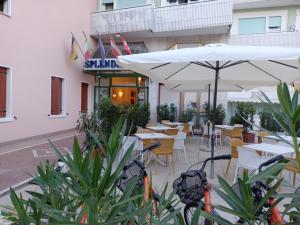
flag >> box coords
[83,32,93,60]
[110,35,122,58]
[69,34,79,62]
[97,33,106,60]
[120,36,132,55]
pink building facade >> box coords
[0,0,97,143]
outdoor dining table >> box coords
[240,143,295,155]
[239,143,296,183]
[134,133,174,166]
[263,135,300,144]
[146,126,177,133]
[161,122,183,128]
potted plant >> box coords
[179,108,194,123]
[203,102,225,125]
[230,102,256,143]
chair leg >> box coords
[171,154,175,174]
[233,165,239,184]
[226,159,231,175]
[183,146,188,163]
[293,172,296,187]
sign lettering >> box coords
[84,58,122,71]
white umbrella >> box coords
[118,44,300,177]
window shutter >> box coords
[51,77,63,115]
[81,83,88,113]
[57,78,62,114]
[0,68,7,118]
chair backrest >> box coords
[188,121,193,131]
[164,128,179,136]
[143,138,174,155]
[136,127,155,134]
[229,138,243,158]
[183,123,190,133]
[231,127,243,138]
[257,131,270,143]
[176,125,184,131]
[203,122,211,136]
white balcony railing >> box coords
[229,32,300,48]
[90,5,153,35]
[153,0,232,32]
[91,0,233,36]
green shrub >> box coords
[179,108,194,123]
[259,109,282,132]
[230,102,255,132]
[157,103,178,122]
[77,98,150,146]
[202,102,225,125]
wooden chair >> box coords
[226,138,243,175]
[143,138,175,173]
[136,127,155,134]
[285,158,300,187]
[183,123,191,142]
[229,126,243,140]
[257,131,270,143]
[164,128,179,136]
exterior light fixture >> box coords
[118,91,123,97]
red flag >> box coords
[110,35,122,57]
[120,36,132,55]
[84,36,93,60]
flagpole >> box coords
[71,32,84,57]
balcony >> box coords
[90,0,233,37]
[229,32,300,47]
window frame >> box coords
[0,64,13,123]
[0,0,11,17]
[49,76,67,118]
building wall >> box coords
[0,0,97,143]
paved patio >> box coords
[0,135,299,223]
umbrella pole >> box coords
[210,61,220,179]
[207,84,211,148]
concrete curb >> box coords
[0,178,32,199]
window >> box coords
[0,67,7,118]
[102,0,113,10]
[51,76,65,116]
[268,16,281,32]
[0,0,10,16]
[81,83,89,113]
[95,75,149,107]
[0,66,12,121]
[238,17,266,35]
